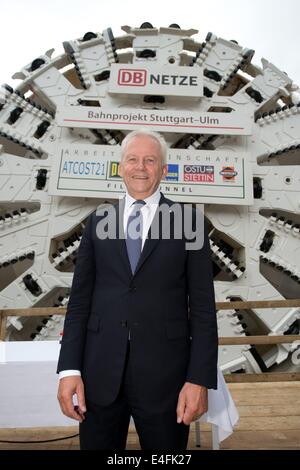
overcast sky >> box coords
[1,0,300,87]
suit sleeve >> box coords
[186,212,218,389]
[57,212,96,373]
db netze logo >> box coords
[118,69,147,86]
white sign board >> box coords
[49,144,253,205]
[57,106,252,136]
[108,63,203,97]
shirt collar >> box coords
[124,188,161,212]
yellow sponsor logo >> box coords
[110,162,120,178]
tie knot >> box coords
[134,200,146,206]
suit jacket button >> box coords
[120,321,127,327]
[130,286,137,292]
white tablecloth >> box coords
[200,367,239,442]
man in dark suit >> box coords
[57,129,218,450]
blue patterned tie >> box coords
[126,200,146,274]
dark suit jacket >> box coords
[57,194,218,410]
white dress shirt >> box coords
[59,189,161,380]
[123,188,161,249]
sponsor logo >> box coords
[165,164,179,182]
[117,69,199,88]
[184,165,214,183]
[220,166,238,181]
[118,69,147,86]
[109,161,121,178]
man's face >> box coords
[119,136,168,199]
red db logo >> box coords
[118,69,147,86]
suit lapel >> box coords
[114,198,132,277]
[134,194,173,276]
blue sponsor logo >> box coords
[165,164,179,181]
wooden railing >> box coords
[1,299,300,343]
[1,299,300,382]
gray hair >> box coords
[121,129,168,166]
